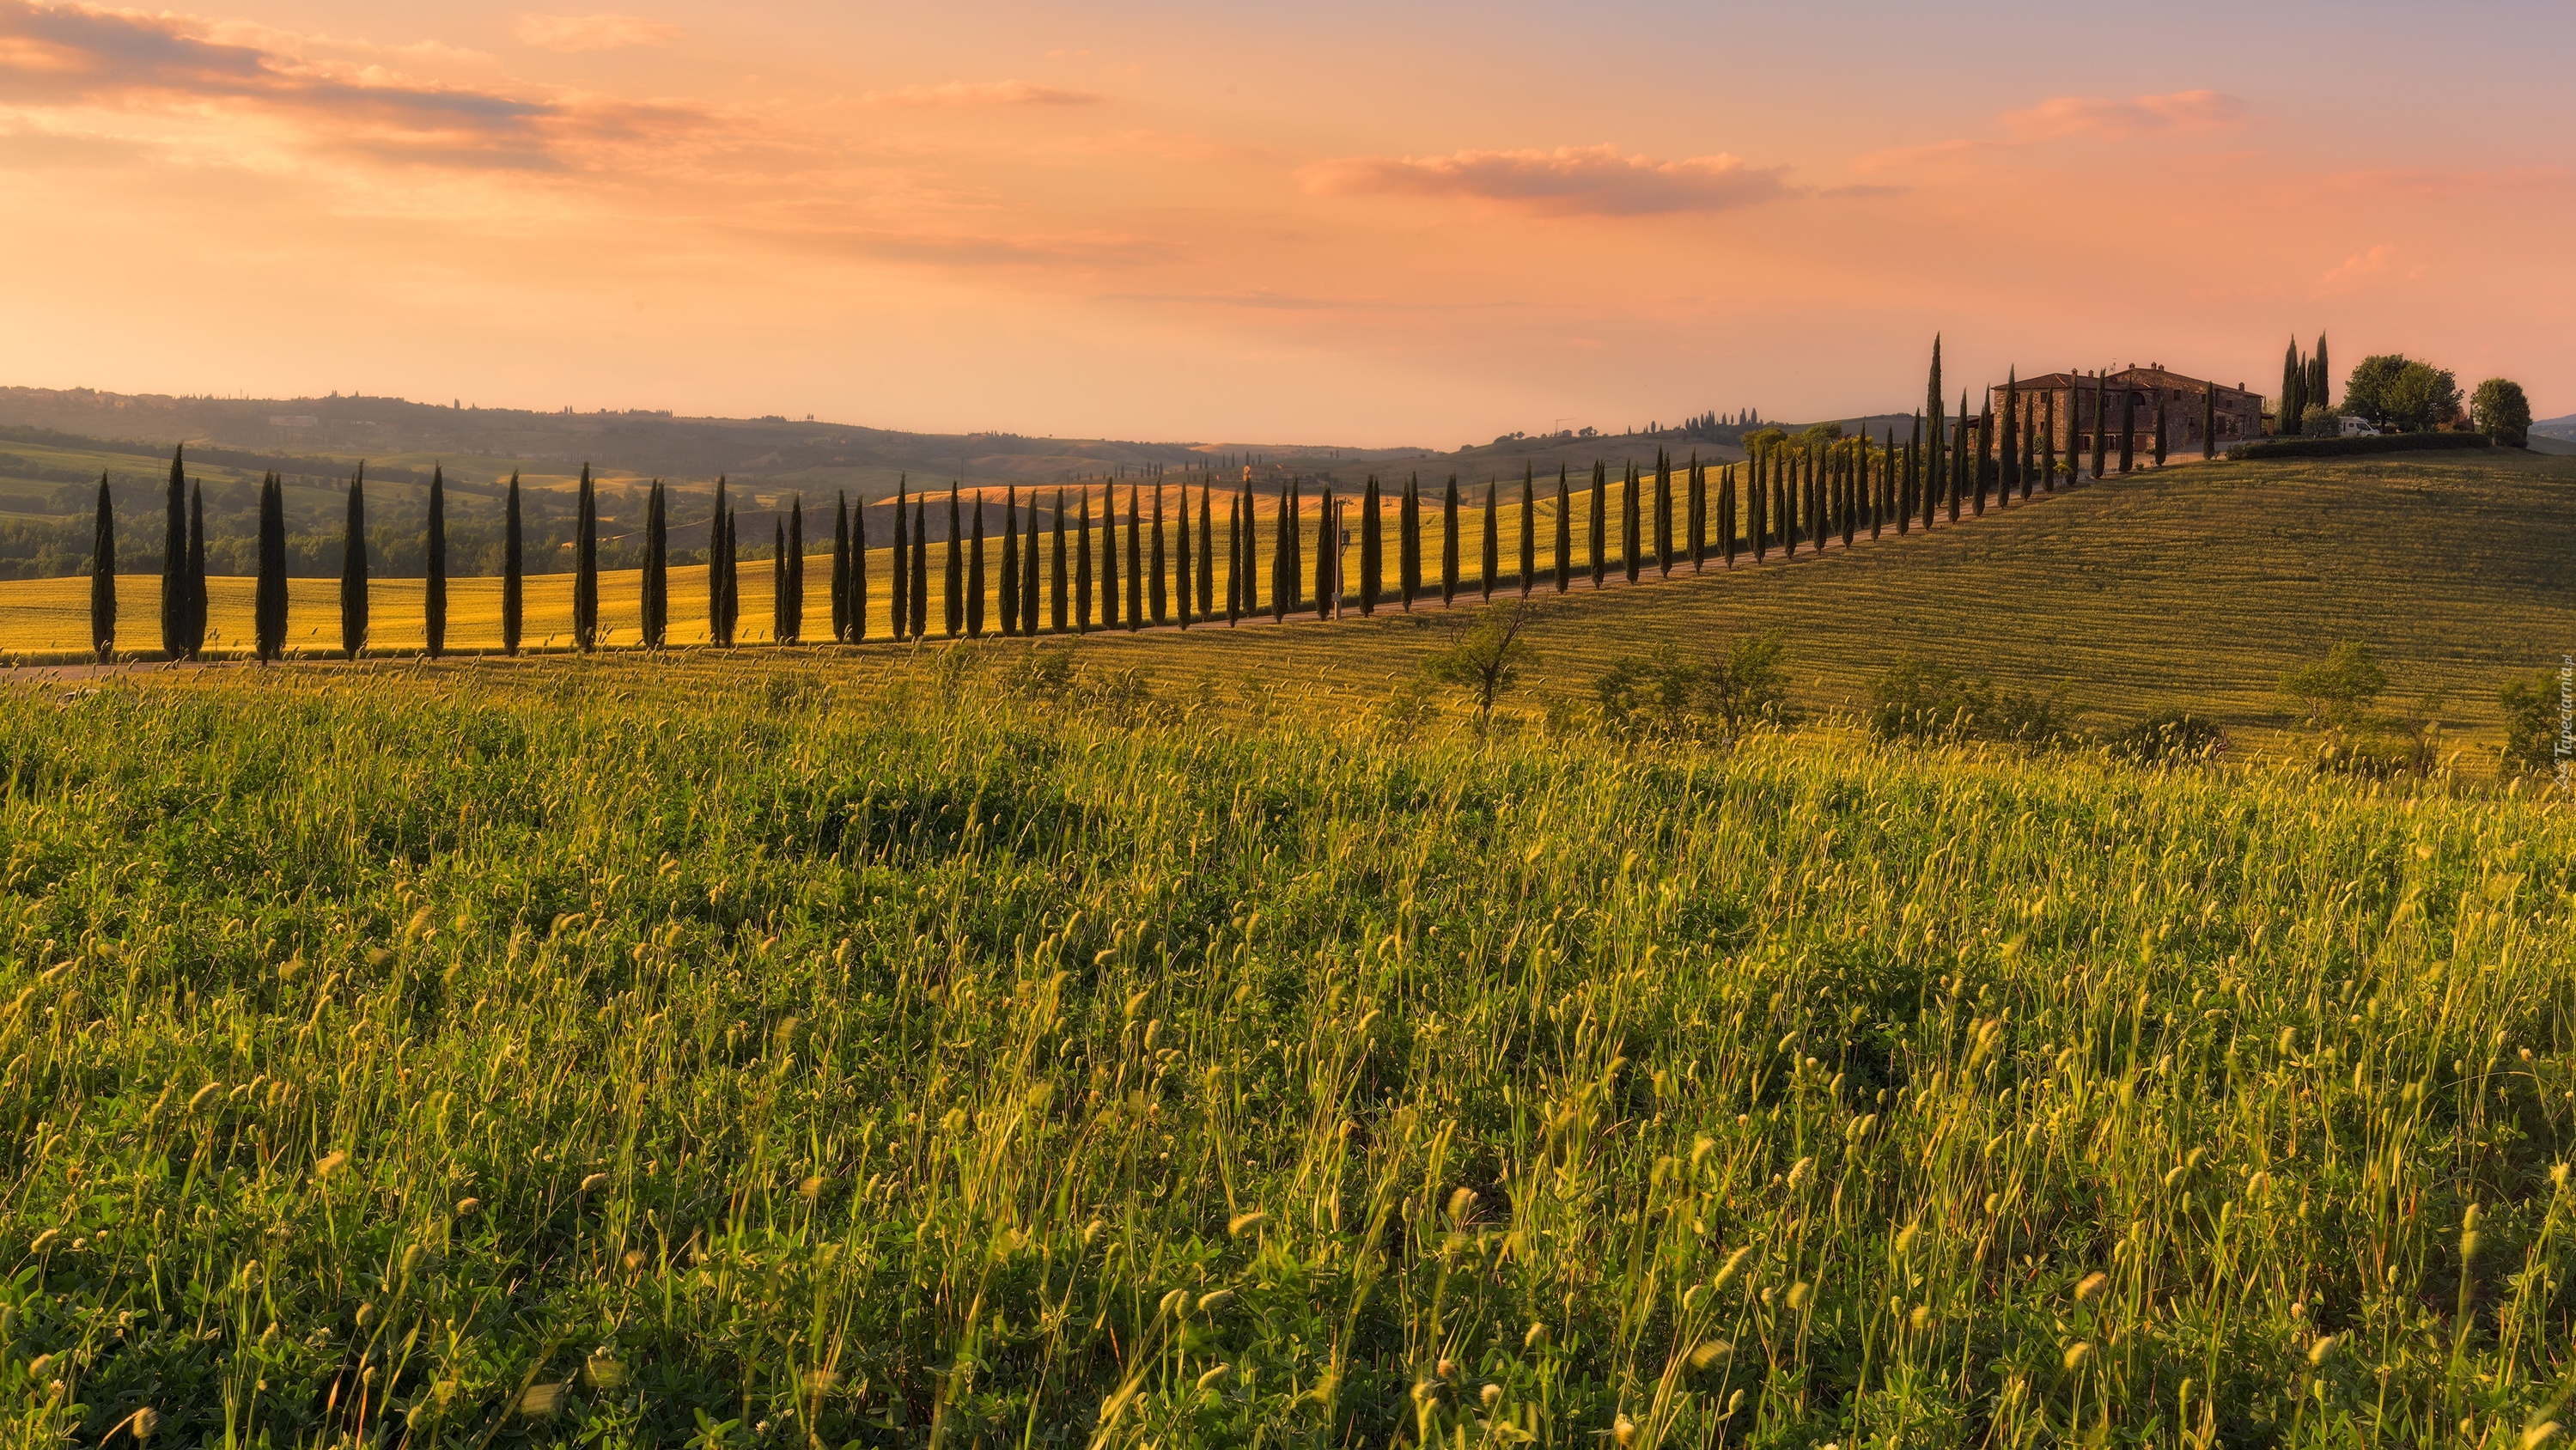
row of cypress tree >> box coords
[83,344,2147,659]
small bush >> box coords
[1592,632,1796,744]
[2108,709,2225,764]
[1867,656,2079,749]
[2227,432,2489,461]
[2279,642,2387,728]
[2500,668,2565,777]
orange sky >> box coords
[2,0,2569,442]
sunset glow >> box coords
[3,0,2568,442]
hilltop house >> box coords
[1989,367,2267,455]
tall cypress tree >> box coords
[1841,448,1857,548]
[1588,461,1607,588]
[2091,372,2110,478]
[1999,373,2019,505]
[1001,486,1020,637]
[2119,384,2138,474]
[1398,475,1419,610]
[2312,333,2330,412]
[2202,382,2218,460]
[909,493,929,639]
[943,486,964,637]
[1653,450,1672,576]
[340,466,368,659]
[722,504,742,647]
[642,481,668,648]
[501,472,524,656]
[1441,476,1462,604]
[1099,488,1121,631]
[1225,492,1244,624]
[424,466,449,659]
[1196,484,1214,621]
[853,489,871,641]
[1275,478,1299,620]
[709,477,732,646]
[832,492,852,641]
[2281,338,2305,434]
[787,495,807,642]
[1517,466,1536,596]
[1075,490,1094,632]
[1172,483,1191,628]
[1686,454,1704,569]
[891,478,910,641]
[1150,484,1169,625]
[1924,336,1946,533]
[1971,400,1993,516]
[1022,492,1040,636]
[160,445,186,657]
[1314,485,1336,619]
[2038,410,2056,502]
[966,496,985,638]
[183,484,207,658]
[250,473,283,662]
[2153,398,2170,467]
[572,464,597,651]
[1478,479,1499,601]
[1050,489,1069,633]
[1949,411,1967,524]
[1553,466,1572,591]
[772,518,789,642]
[1124,485,1143,630]
[89,472,115,661]
[1358,476,1381,616]
[1622,461,1641,582]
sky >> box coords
[1,0,2569,445]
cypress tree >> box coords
[1357,476,1381,615]
[787,495,807,641]
[909,492,929,639]
[1022,492,1040,637]
[160,445,186,657]
[340,466,368,659]
[1099,488,1120,631]
[184,484,207,658]
[1398,475,1419,610]
[2312,332,2330,411]
[1949,411,1966,524]
[942,486,963,637]
[1654,450,1673,576]
[2038,410,2056,503]
[2281,338,2305,434]
[1478,479,1499,600]
[1787,450,1806,554]
[1718,463,1739,564]
[1924,336,1946,533]
[1274,479,1298,621]
[573,464,597,651]
[1898,417,1917,534]
[1842,449,1857,548]
[1686,454,1704,569]
[722,505,742,647]
[1440,476,1462,603]
[2202,381,2218,460]
[252,473,285,662]
[1553,466,1571,592]
[425,466,449,659]
[1589,461,1608,588]
[1172,483,1191,628]
[966,497,985,638]
[1517,466,1535,596]
[1749,449,1768,561]
[772,518,789,642]
[1999,373,2019,505]
[642,481,668,648]
[1075,490,1094,632]
[1197,484,1214,620]
[891,478,910,641]
[1971,400,1992,516]
[709,477,731,646]
[2119,385,2138,473]
[1314,485,1336,619]
[1151,484,1169,625]
[1002,486,1020,637]
[854,490,871,641]
[2153,397,2169,467]
[1874,432,1891,539]
[1225,492,1243,624]
[1622,461,1641,582]
[832,492,851,641]
[2091,372,2110,478]
[1124,485,1143,631]
[89,472,115,661]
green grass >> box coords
[0,652,2571,1446]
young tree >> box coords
[833,491,852,641]
[642,481,668,649]
[425,465,449,659]
[503,472,524,655]
[1553,466,1571,593]
[160,444,186,657]
[2471,378,2532,445]
[965,495,985,638]
[1441,475,1462,604]
[573,464,598,651]
[1517,464,1536,596]
[1075,490,1095,632]
[1422,598,1540,728]
[340,466,368,659]
[89,472,115,661]
[253,473,286,662]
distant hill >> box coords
[2530,412,2576,441]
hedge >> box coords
[2227,432,2494,461]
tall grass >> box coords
[1,652,2569,1446]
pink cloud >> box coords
[1300,143,1796,217]
[514,15,682,53]
[2314,243,2427,295]
[862,80,1100,108]
[2000,89,2248,142]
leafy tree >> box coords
[2471,378,2532,446]
[89,472,114,660]
[498,472,523,655]
[339,467,368,659]
[2345,355,2461,432]
[425,466,448,659]
[2279,641,2388,728]
[2498,668,2564,776]
[1422,598,1540,727]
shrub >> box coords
[2500,668,2565,777]
[2227,433,2490,461]
[1422,599,1541,726]
[2107,708,2225,764]
[2279,642,2386,728]
[1592,631,1796,743]
[1866,656,2079,748]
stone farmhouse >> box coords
[1989,367,2268,455]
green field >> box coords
[1,651,2569,1446]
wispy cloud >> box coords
[2314,243,2427,295]
[861,80,1101,108]
[1300,143,1796,217]
[2001,89,2246,142]
[514,14,681,53]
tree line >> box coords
[82,342,2170,662]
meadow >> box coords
[1,645,2570,1447]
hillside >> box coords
[17,448,2568,765]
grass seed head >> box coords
[1227,1210,1265,1238]
[314,1150,349,1181]
[1481,1384,1503,1409]
[2074,1271,2109,1303]
[454,1197,482,1217]
[125,1407,160,1441]
[2062,1342,2092,1370]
